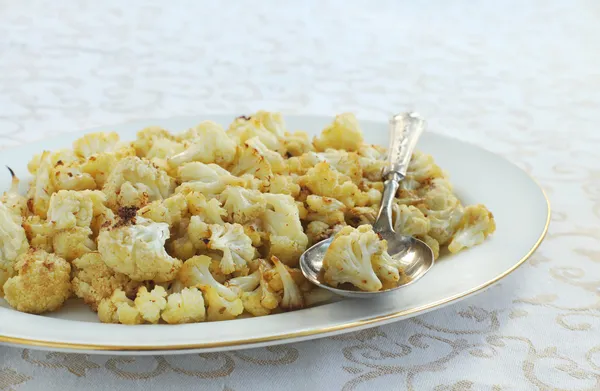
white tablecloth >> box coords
[1,1,599,390]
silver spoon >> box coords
[299,112,435,298]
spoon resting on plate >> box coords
[299,112,435,299]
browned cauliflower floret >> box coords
[262,193,308,266]
[52,160,97,191]
[47,190,94,230]
[176,162,251,197]
[263,175,301,197]
[133,126,178,157]
[240,262,280,316]
[1,167,28,218]
[178,255,243,321]
[137,193,188,227]
[53,227,96,262]
[168,121,236,168]
[282,131,314,156]
[322,225,400,292]
[3,249,71,314]
[73,132,120,159]
[185,192,227,224]
[416,178,464,245]
[313,113,364,152]
[97,216,182,282]
[134,285,168,324]
[345,206,378,227]
[161,287,206,324]
[392,204,430,236]
[26,151,55,218]
[230,137,286,180]
[80,145,137,188]
[264,256,304,310]
[81,190,116,237]
[0,202,29,294]
[227,113,285,154]
[97,288,143,325]
[22,215,54,252]
[103,156,175,210]
[305,195,346,226]
[447,204,496,253]
[298,162,370,208]
[187,220,255,274]
[71,252,141,311]
[219,186,266,224]
[27,149,79,175]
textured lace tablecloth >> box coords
[1,1,599,390]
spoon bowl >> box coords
[300,235,434,299]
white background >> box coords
[0,0,599,390]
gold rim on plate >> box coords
[0,179,551,352]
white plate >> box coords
[0,115,550,355]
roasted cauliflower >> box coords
[3,249,71,313]
[4,110,494,322]
[97,215,182,282]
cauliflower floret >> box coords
[314,113,364,152]
[1,167,28,218]
[262,193,308,266]
[133,126,178,157]
[97,288,143,325]
[306,221,335,246]
[179,255,238,300]
[298,162,368,208]
[219,186,266,224]
[392,204,430,236]
[73,132,120,159]
[322,225,389,292]
[241,263,280,316]
[282,131,314,157]
[145,138,186,161]
[251,110,287,137]
[81,190,116,237]
[176,162,250,196]
[3,249,71,314]
[227,114,284,154]
[103,156,175,210]
[268,257,304,309]
[161,287,206,324]
[447,204,496,253]
[80,146,137,188]
[22,215,54,252]
[47,190,94,230]
[166,217,197,261]
[230,137,285,180]
[345,206,378,227]
[137,193,188,227]
[200,284,244,321]
[53,227,96,262]
[185,192,227,225]
[27,149,79,175]
[417,178,464,245]
[418,234,440,260]
[134,286,167,324]
[178,255,243,321]
[187,220,254,274]
[168,121,236,167]
[358,144,387,181]
[406,150,445,183]
[26,151,55,218]
[52,160,97,191]
[71,252,141,311]
[0,202,29,294]
[225,270,261,294]
[263,175,300,197]
[97,216,182,282]
[305,195,346,226]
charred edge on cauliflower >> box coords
[236,115,251,121]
